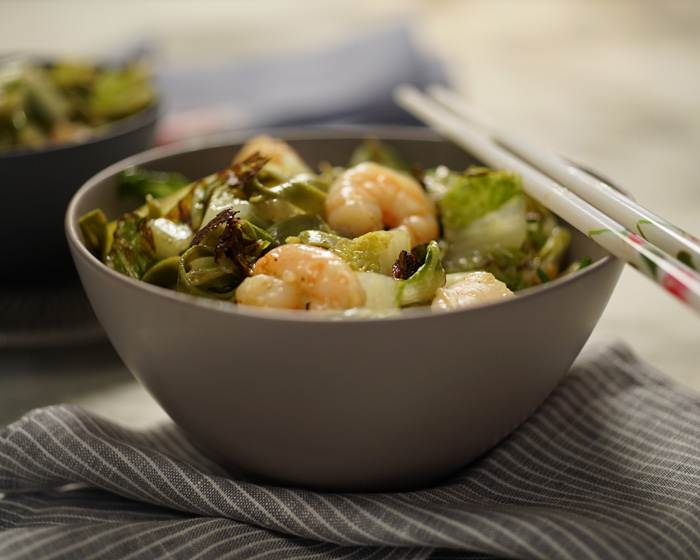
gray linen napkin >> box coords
[1,343,699,560]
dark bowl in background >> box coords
[1,102,159,280]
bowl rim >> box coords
[0,100,161,159]
[65,126,620,324]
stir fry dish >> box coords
[80,136,589,314]
[0,59,155,151]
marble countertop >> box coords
[0,0,697,427]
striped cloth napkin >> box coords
[1,343,698,560]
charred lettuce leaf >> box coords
[392,250,421,280]
[191,208,271,273]
[397,241,446,306]
[162,153,270,231]
[193,153,328,232]
[193,153,326,230]
[177,209,272,299]
[105,212,156,279]
[228,152,271,195]
[177,245,238,299]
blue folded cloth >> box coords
[155,25,449,142]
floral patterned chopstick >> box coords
[428,85,700,276]
[395,85,700,315]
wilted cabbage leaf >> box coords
[397,241,446,306]
[177,245,238,299]
[354,241,446,310]
[267,214,331,246]
[142,255,180,289]
[355,271,400,309]
[438,167,529,274]
[446,195,527,255]
[444,225,572,291]
[295,228,411,275]
[264,177,326,216]
[440,167,524,232]
[79,208,109,258]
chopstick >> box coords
[394,85,700,315]
[428,85,700,273]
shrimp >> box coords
[325,162,438,247]
[431,271,512,312]
[235,244,365,310]
[233,135,311,176]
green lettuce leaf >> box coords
[105,212,156,279]
[446,195,527,254]
[440,167,528,270]
[78,208,109,258]
[296,228,411,275]
[439,167,523,230]
[119,167,189,200]
[397,241,446,306]
[267,214,331,246]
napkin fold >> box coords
[1,344,699,560]
[155,24,450,143]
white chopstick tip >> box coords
[426,83,451,99]
[429,86,496,131]
[393,84,422,107]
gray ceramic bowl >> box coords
[66,128,623,491]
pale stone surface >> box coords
[0,1,697,426]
